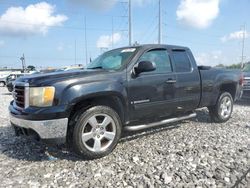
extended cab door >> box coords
[127,48,177,122]
[170,49,201,111]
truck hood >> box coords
[243,71,250,78]
[16,69,118,86]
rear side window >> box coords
[139,49,172,74]
[172,51,191,72]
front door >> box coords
[128,48,177,122]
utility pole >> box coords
[84,16,88,65]
[158,0,162,44]
[128,0,132,46]
[241,24,246,69]
[20,54,26,72]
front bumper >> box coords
[10,113,68,143]
[242,90,250,99]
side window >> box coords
[139,49,172,74]
[172,51,191,73]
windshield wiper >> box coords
[87,66,103,70]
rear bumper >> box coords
[10,113,68,143]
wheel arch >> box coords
[68,92,127,126]
[219,83,237,100]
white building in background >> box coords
[0,70,22,79]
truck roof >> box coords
[127,44,189,51]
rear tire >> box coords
[72,105,122,159]
[208,92,233,123]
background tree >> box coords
[215,63,243,70]
[215,64,225,68]
[226,63,241,69]
[27,65,36,71]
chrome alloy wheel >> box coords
[219,96,232,119]
[81,114,116,152]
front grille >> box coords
[243,78,250,90]
[13,84,26,109]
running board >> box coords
[124,113,197,131]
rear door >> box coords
[170,49,201,111]
[128,48,177,121]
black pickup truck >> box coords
[9,44,243,159]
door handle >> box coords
[166,79,176,84]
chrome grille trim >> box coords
[243,77,250,88]
[243,78,250,90]
[24,84,29,108]
[13,82,29,109]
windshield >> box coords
[243,63,250,72]
[87,48,137,70]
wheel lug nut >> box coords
[97,135,100,138]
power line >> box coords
[158,0,162,44]
[0,20,127,32]
[163,23,223,39]
[128,0,132,45]
[166,35,222,47]
[0,1,129,16]
[113,3,129,42]
[84,16,88,65]
[148,24,159,43]
[139,15,158,43]
[0,55,85,61]
[114,10,128,32]
[137,1,158,44]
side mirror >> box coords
[134,61,156,75]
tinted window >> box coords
[87,48,137,70]
[172,51,191,72]
[139,49,172,74]
[243,63,250,72]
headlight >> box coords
[29,87,55,107]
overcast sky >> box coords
[0,0,249,68]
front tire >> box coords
[208,92,233,123]
[72,106,122,159]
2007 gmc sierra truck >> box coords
[9,44,243,159]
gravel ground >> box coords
[0,87,249,188]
